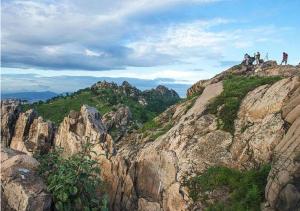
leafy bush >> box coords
[36,141,108,211]
[207,75,282,134]
[186,165,271,211]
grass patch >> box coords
[149,123,173,140]
[186,165,271,211]
[139,119,161,133]
[207,75,282,134]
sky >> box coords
[1,0,300,96]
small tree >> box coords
[36,140,109,211]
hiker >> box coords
[255,52,260,65]
[281,52,288,65]
[244,53,250,65]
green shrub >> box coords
[36,141,108,211]
[139,119,161,133]
[207,75,282,134]
[186,165,271,211]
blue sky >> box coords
[1,0,300,96]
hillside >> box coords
[1,61,300,211]
[21,81,180,126]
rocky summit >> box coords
[1,61,300,211]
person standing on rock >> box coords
[244,53,250,65]
[255,52,261,65]
[281,52,288,65]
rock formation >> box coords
[187,61,300,97]
[231,76,300,168]
[102,105,133,141]
[1,100,21,147]
[9,109,55,155]
[1,62,299,211]
[264,85,300,211]
[1,146,52,211]
[55,105,114,158]
[103,81,237,210]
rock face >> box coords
[103,69,300,210]
[55,105,114,158]
[1,100,21,147]
[9,109,55,155]
[265,85,300,211]
[103,81,236,211]
[102,105,133,142]
[231,77,300,168]
[1,146,52,211]
[1,101,55,155]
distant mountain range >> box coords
[1,91,58,102]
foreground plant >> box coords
[36,141,108,211]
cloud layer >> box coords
[2,0,222,70]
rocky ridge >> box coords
[1,62,300,210]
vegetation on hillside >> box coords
[36,141,108,211]
[22,84,180,125]
[186,165,271,211]
[207,75,282,134]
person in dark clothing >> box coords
[244,53,250,65]
[281,52,288,65]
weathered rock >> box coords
[1,146,52,211]
[55,105,114,158]
[255,61,300,77]
[265,116,300,211]
[9,109,55,155]
[264,84,300,211]
[103,105,133,141]
[2,63,300,211]
[1,100,21,146]
[187,61,300,97]
[104,82,236,210]
[10,109,37,153]
[231,77,300,168]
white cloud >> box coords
[84,49,106,57]
[1,0,222,70]
[127,21,283,63]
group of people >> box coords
[243,52,289,66]
[243,52,262,66]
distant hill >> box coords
[22,81,180,125]
[1,91,58,102]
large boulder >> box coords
[1,146,52,211]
